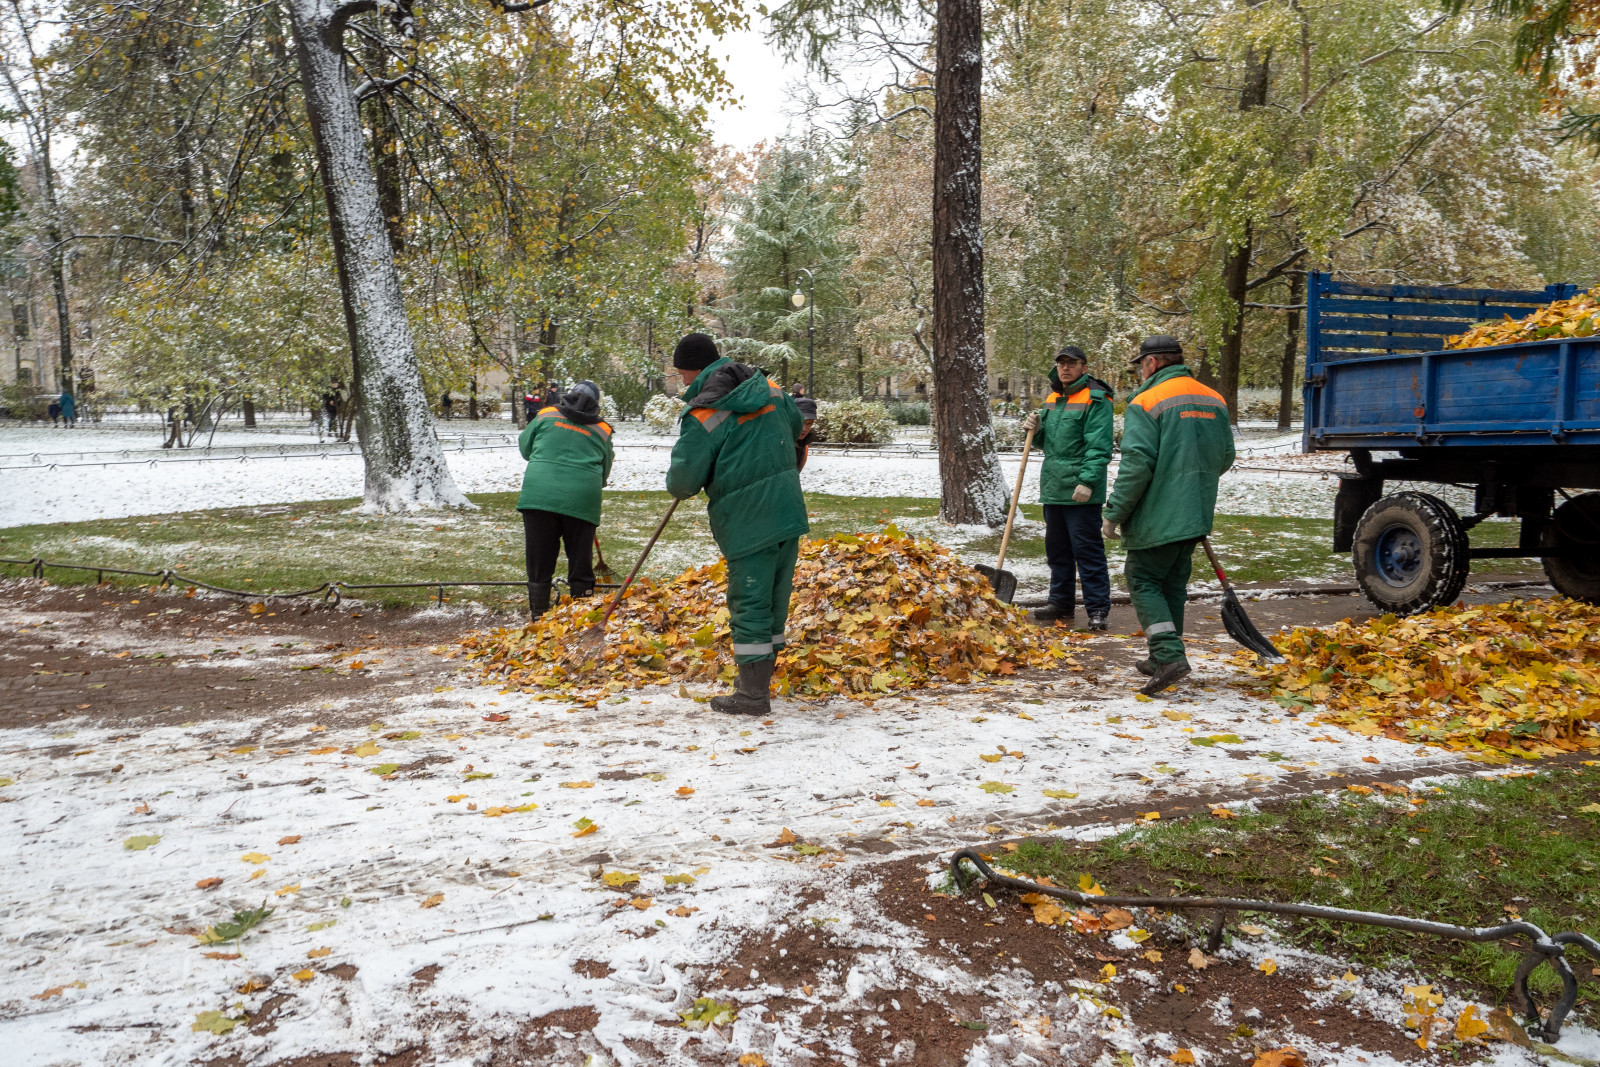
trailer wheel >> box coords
[1352,492,1469,615]
[1544,492,1600,603]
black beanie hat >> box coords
[673,333,721,371]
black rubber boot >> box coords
[1134,659,1154,676]
[527,581,552,619]
[1139,660,1191,696]
[1028,603,1073,624]
[569,578,596,599]
[1087,613,1109,632]
[710,659,774,716]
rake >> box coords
[566,499,679,657]
[1199,537,1283,662]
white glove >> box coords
[1101,518,1119,539]
[1021,410,1040,433]
[1073,484,1092,503]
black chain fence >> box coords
[0,555,618,608]
[951,848,1598,1042]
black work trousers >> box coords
[1043,503,1112,618]
[521,509,597,595]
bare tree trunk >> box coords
[287,0,466,511]
[1278,271,1303,430]
[932,0,1006,526]
[1219,220,1250,423]
[1217,31,1271,425]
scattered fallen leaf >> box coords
[420,893,444,909]
[1259,958,1278,975]
[979,781,1015,794]
[1042,788,1078,799]
[292,968,315,982]
[561,781,595,789]
[273,884,300,897]
[195,877,223,890]
[1188,947,1210,969]
[1456,1004,1490,1041]
[679,996,737,1030]
[349,741,380,758]
[676,786,695,796]
[192,1009,245,1033]
[603,870,641,888]
[572,817,598,837]
[278,835,301,845]
[123,835,160,851]
[1171,1051,1195,1065]
[241,852,269,864]
[307,947,331,959]
[1252,1050,1304,1067]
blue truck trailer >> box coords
[1302,272,1600,613]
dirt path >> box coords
[0,577,1571,1067]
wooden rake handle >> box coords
[995,426,1036,573]
[594,498,679,630]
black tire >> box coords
[1352,491,1469,615]
[1544,492,1600,603]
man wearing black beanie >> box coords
[666,333,810,715]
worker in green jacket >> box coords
[1103,336,1236,695]
[516,380,615,618]
[1020,345,1114,630]
[666,333,810,715]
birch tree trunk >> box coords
[932,0,1007,526]
[287,0,467,511]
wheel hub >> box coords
[1374,524,1423,586]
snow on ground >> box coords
[1,607,1575,1065]
[5,422,1357,528]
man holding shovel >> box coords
[666,333,810,716]
[1021,345,1114,630]
[1103,335,1235,695]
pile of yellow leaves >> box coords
[1445,290,1600,349]
[462,529,1076,699]
[1252,598,1600,759]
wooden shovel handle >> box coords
[1199,536,1230,591]
[595,499,678,629]
[995,426,1035,573]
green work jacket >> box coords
[666,357,810,560]
[1037,375,1114,506]
[516,405,615,526]
[1104,365,1235,550]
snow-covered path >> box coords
[3,423,1348,528]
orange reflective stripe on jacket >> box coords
[1130,376,1228,419]
[537,405,612,437]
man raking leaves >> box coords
[1103,335,1236,695]
[666,333,811,715]
[516,380,615,619]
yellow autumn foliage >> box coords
[1445,291,1600,349]
[1251,598,1600,758]
[463,530,1078,699]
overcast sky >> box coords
[704,23,811,151]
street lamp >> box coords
[792,268,816,398]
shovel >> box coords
[1199,537,1283,662]
[567,499,679,657]
[976,426,1036,604]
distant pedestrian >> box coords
[1103,335,1236,695]
[59,391,76,428]
[441,390,453,419]
[47,399,61,426]
[1022,345,1113,631]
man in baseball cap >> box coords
[1102,335,1235,694]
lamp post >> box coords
[791,268,816,397]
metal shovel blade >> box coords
[975,563,1017,604]
[1221,590,1283,662]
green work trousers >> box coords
[1125,537,1199,666]
[726,537,800,664]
